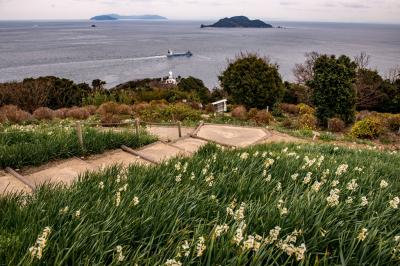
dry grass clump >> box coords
[204,103,215,113]
[0,112,7,123]
[33,107,55,120]
[132,102,151,113]
[387,114,400,132]
[279,103,300,115]
[254,110,273,125]
[247,108,258,119]
[54,108,69,119]
[66,107,90,120]
[327,117,346,133]
[116,104,132,115]
[97,102,132,115]
[100,113,122,126]
[84,105,98,115]
[0,105,33,123]
[231,106,247,120]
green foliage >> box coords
[1,143,399,264]
[178,76,211,103]
[0,123,156,168]
[219,54,285,109]
[350,118,384,139]
[307,55,357,127]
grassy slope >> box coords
[0,126,156,169]
[0,143,399,265]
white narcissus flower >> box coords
[380,180,389,188]
[389,197,399,209]
[357,228,368,241]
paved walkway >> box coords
[0,124,293,196]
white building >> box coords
[211,99,227,113]
[165,71,177,85]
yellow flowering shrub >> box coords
[350,117,384,139]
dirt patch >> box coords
[0,173,32,195]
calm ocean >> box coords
[0,20,399,88]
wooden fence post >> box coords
[76,121,84,150]
[178,121,182,138]
[135,118,140,139]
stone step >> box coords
[24,158,93,187]
[171,137,208,154]
[195,124,269,147]
[0,172,32,195]
[134,142,189,163]
[85,149,149,169]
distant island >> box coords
[201,16,273,28]
[90,14,167,21]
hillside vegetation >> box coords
[0,143,399,265]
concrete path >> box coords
[0,124,289,196]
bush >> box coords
[282,117,296,129]
[97,102,121,115]
[297,103,315,115]
[298,114,317,130]
[0,113,6,123]
[54,108,69,119]
[254,110,273,125]
[350,118,384,139]
[0,105,33,123]
[84,105,98,115]
[66,107,90,120]
[100,113,122,126]
[160,103,202,122]
[205,103,215,113]
[279,103,299,115]
[33,107,55,120]
[248,108,258,119]
[219,53,285,109]
[387,114,400,132]
[231,106,247,120]
[327,118,346,132]
[308,55,357,126]
[116,104,132,115]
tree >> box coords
[355,68,385,110]
[307,55,357,126]
[293,51,320,84]
[92,79,106,90]
[219,54,285,109]
[178,76,211,103]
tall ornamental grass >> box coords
[0,143,399,265]
[0,124,156,168]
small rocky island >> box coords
[90,14,167,20]
[201,16,273,28]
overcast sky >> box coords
[1,0,399,23]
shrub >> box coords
[231,106,247,120]
[308,54,357,126]
[0,105,33,123]
[160,103,202,121]
[327,117,346,132]
[0,112,7,123]
[248,108,258,119]
[297,103,315,115]
[282,117,296,129]
[350,117,384,139]
[54,108,69,119]
[254,110,273,125]
[219,53,285,109]
[33,107,55,120]
[132,102,151,113]
[387,114,400,132]
[66,107,90,120]
[97,102,120,115]
[279,103,299,115]
[205,103,215,113]
[116,104,132,115]
[84,105,98,115]
[298,114,317,130]
[100,113,122,126]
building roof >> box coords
[211,99,227,105]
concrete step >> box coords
[195,124,269,147]
[146,126,195,142]
[171,137,208,154]
[134,142,189,163]
[0,172,32,195]
[85,149,149,169]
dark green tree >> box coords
[307,55,357,126]
[219,54,285,109]
[178,76,211,103]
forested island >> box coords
[201,16,273,28]
[90,14,167,20]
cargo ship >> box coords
[167,50,193,58]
